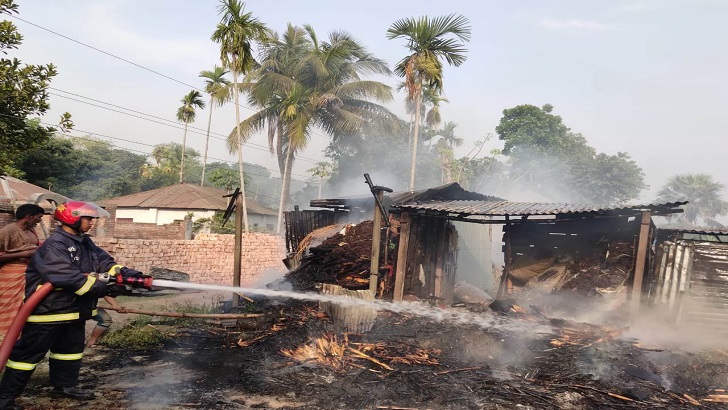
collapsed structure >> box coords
[283,182,719,324]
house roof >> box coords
[0,176,70,212]
[99,183,277,216]
[310,182,502,211]
[394,200,687,218]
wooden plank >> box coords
[630,211,651,318]
[497,220,511,299]
[393,213,411,302]
[433,218,446,299]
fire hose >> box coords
[0,282,54,370]
[0,272,154,369]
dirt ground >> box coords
[11,288,728,410]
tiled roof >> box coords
[99,183,276,216]
[0,176,70,212]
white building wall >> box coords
[116,208,215,225]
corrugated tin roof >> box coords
[99,184,277,216]
[658,227,728,235]
[394,199,687,217]
[310,182,502,210]
[0,176,70,212]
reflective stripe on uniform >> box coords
[6,360,38,371]
[49,352,83,361]
[75,275,97,295]
[27,312,80,322]
[108,264,123,275]
[92,309,98,316]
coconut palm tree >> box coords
[432,121,462,183]
[387,14,471,191]
[176,90,205,183]
[399,82,448,148]
[656,173,728,225]
[199,66,231,186]
[211,0,268,232]
[232,25,397,232]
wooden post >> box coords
[369,190,384,293]
[393,212,411,302]
[496,218,511,299]
[433,218,446,299]
[233,193,243,307]
[630,211,651,318]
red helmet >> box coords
[54,201,110,227]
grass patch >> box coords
[104,318,165,349]
[103,297,229,349]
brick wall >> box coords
[95,233,286,286]
[110,219,189,240]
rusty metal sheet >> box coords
[394,200,687,217]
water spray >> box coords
[150,279,552,334]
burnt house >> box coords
[649,228,728,331]
[284,183,499,299]
[392,200,685,309]
[286,182,686,312]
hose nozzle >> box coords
[96,272,153,289]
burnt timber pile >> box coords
[285,220,396,291]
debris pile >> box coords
[286,220,397,291]
[514,241,634,299]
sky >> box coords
[9,0,728,202]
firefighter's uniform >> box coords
[0,226,142,399]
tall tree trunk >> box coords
[318,177,323,199]
[276,122,285,176]
[201,99,214,186]
[276,140,294,234]
[232,67,249,232]
[409,85,422,192]
[179,123,188,184]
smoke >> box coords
[250,267,289,289]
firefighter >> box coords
[0,201,149,409]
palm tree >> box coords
[432,121,462,183]
[399,83,448,148]
[387,14,471,191]
[307,161,333,199]
[176,90,205,183]
[199,66,231,186]
[656,173,728,225]
[232,25,397,232]
[211,0,268,232]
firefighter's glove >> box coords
[106,283,121,298]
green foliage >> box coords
[176,90,205,124]
[570,152,646,205]
[238,23,397,212]
[143,142,202,187]
[17,135,148,200]
[193,211,235,235]
[206,166,239,191]
[657,174,728,225]
[0,0,57,176]
[103,317,165,349]
[495,104,646,204]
